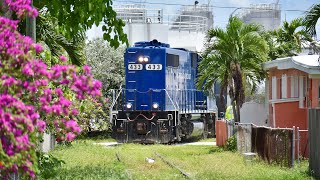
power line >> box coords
[113,0,308,12]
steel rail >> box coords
[155,152,193,179]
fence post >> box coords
[292,126,295,167]
[309,109,320,178]
[297,127,300,166]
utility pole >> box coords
[26,0,36,40]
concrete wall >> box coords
[240,102,267,126]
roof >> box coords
[263,55,320,75]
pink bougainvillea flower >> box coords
[59,55,67,62]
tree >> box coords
[197,17,269,122]
[84,39,125,130]
[0,1,102,178]
[1,0,128,64]
[265,18,312,60]
[33,0,128,48]
[36,14,86,66]
[85,38,125,94]
[304,4,320,36]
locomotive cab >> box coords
[110,40,217,143]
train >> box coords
[110,40,217,143]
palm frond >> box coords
[304,4,320,35]
[37,14,85,66]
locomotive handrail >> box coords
[111,88,123,109]
[109,88,123,122]
[164,89,179,111]
[164,89,179,130]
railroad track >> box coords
[155,152,193,179]
[116,151,193,179]
[115,152,133,180]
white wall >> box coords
[86,23,206,52]
[240,102,268,126]
[168,31,205,52]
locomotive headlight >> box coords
[126,102,132,109]
[143,57,149,62]
[152,103,159,109]
[138,56,144,63]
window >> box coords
[291,76,299,98]
[281,74,287,99]
[191,53,198,68]
[166,53,179,67]
[299,76,305,108]
[272,76,277,100]
[279,78,282,99]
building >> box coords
[237,3,281,31]
[264,55,320,157]
[87,3,213,52]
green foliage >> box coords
[225,135,237,152]
[17,13,86,66]
[85,38,125,93]
[198,17,269,122]
[34,0,128,48]
[77,130,115,143]
[37,14,86,66]
[304,4,320,36]
[76,97,110,132]
[37,152,65,179]
[82,38,126,131]
[264,18,312,60]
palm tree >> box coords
[197,17,269,122]
[263,18,312,60]
[304,4,320,36]
[36,14,86,66]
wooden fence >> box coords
[236,124,294,167]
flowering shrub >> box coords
[0,1,102,178]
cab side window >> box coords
[191,53,198,68]
[166,53,179,67]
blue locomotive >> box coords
[110,40,217,143]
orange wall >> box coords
[273,98,308,158]
[274,101,307,129]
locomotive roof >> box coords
[130,40,196,54]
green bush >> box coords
[225,135,237,152]
[37,152,65,179]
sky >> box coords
[112,0,320,33]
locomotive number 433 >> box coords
[146,64,162,70]
[128,64,162,70]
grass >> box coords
[44,139,312,180]
[198,138,216,142]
